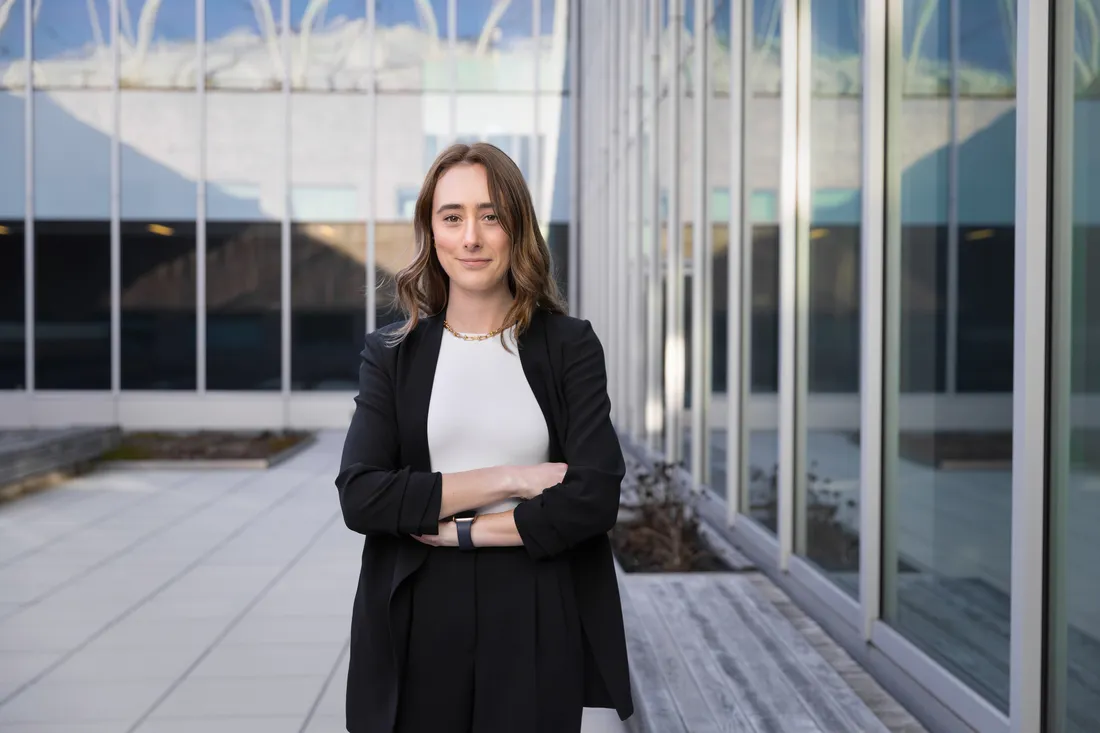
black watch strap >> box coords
[455,512,476,551]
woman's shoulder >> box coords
[539,310,602,350]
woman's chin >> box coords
[449,273,509,295]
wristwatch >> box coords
[454,512,477,551]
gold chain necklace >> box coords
[443,320,508,342]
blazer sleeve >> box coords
[335,331,442,536]
[513,320,625,560]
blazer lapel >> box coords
[519,309,566,460]
[390,315,444,653]
[398,313,443,472]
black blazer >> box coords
[335,308,634,733]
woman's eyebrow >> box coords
[435,202,495,214]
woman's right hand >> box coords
[510,462,568,500]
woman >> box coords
[336,142,633,733]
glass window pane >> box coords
[454,0,535,93]
[707,1,730,497]
[289,0,368,91]
[0,222,25,390]
[34,85,110,390]
[0,91,24,220]
[745,0,781,530]
[120,0,196,90]
[34,221,111,389]
[206,0,283,90]
[34,91,111,220]
[1049,4,1100,730]
[290,91,367,391]
[32,0,112,89]
[376,0,448,92]
[205,222,282,390]
[121,222,197,390]
[542,0,568,93]
[120,89,199,390]
[0,0,27,88]
[291,223,365,390]
[884,0,1015,712]
[796,0,862,594]
[205,91,282,390]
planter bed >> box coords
[98,430,315,469]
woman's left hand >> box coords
[411,520,458,547]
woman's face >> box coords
[431,163,512,296]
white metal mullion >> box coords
[726,0,748,520]
[777,0,798,569]
[281,0,291,409]
[646,0,663,451]
[623,0,633,434]
[365,0,376,334]
[1008,0,1051,730]
[568,0,579,315]
[631,0,645,440]
[881,0,904,622]
[609,0,620,422]
[110,0,121,402]
[448,0,457,143]
[532,0,541,219]
[665,0,684,465]
[24,0,35,397]
[197,0,207,392]
[1047,0,1076,725]
[690,0,708,485]
[791,0,811,556]
[859,0,887,638]
[945,0,959,394]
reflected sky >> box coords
[0,0,25,77]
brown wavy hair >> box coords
[385,142,567,346]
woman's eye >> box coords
[484,214,498,222]
[443,215,460,223]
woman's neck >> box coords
[444,286,514,334]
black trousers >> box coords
[394,546,585,733]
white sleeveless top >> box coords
[426,326,550,515]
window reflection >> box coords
[32,0,112,89]
[206,222,282,391]
[707,1,730,496]
[0,0,26,88]
[119,0,197,90]
[34,91,111,219]
[121,222,197,390]
[745,0,781,531]
[1048,5,1100,730]
[206,0,283,90]
[453,0,535,92]
[35,221,111,390]
[289,0,368,91]
[796,0,862,593]
[291,223,365,391]
[0,221,25,390]
[884,0,1016,712]
[376,0,448,91]
[0,92,24,220]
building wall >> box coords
[0,0,573,422]
[578,1,1100,732]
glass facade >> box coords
[3,0,570,402]
[579,1,1087,732]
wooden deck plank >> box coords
[720,577,893,733]
[628,578,723,732]
[645,578,770,733]
[670,577,827,733]
[617,577,690,733]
